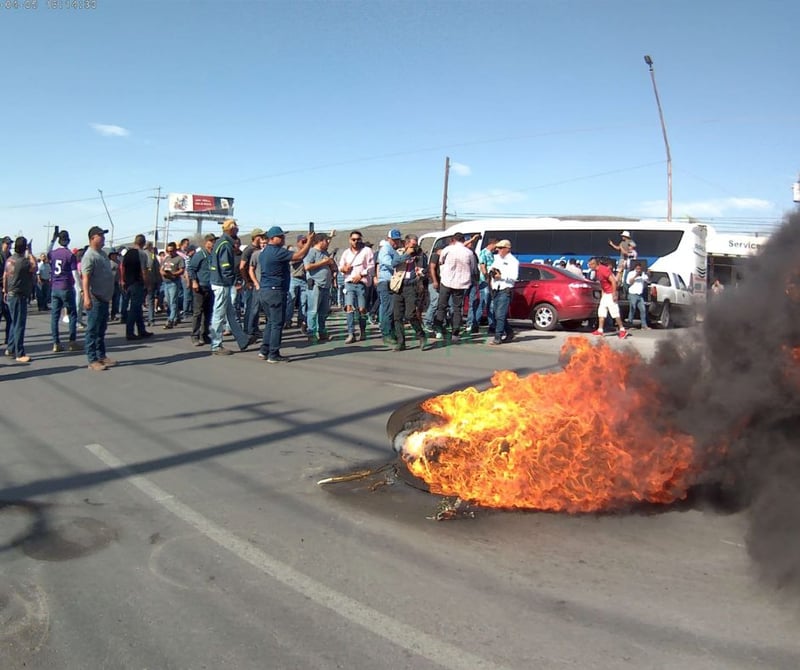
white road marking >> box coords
[84,443,511,670]
[386,383,436,393]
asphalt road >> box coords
[1,309,798,670]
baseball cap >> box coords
[2,236,12,244]
[621,230,631,238]
[388,228,402,240]
[296,234,307,243]
[221,219,237,231]
[58,230,70,244]
[88,226,108,239]
[495,239,512,248]
[267,226,286,238]
[250,227,265,238]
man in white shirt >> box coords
[625,262,649,329]
[487,239,519,346]
[338,230,374,344]
[432,232,476,342]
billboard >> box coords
[169,193,234,215]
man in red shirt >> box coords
[588,257,628,338]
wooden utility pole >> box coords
[441,156,450,230]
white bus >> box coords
[420,217,708,301]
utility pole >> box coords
[98,189,116,245]
[44,221,54,244]
[644,55,672,221]
[148,186,167,249]
[441,156,450,230]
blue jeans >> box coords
[259,287,287,358]
[465,282,480,329]
[479,281,495,329]
[306,285,331,336]
[163,280,181,324]
[628,293,647,326]
[85,298,109,363]
[423,283,439,331]
[125,283,147,336]
[242,286,260,336]
[51,287,78,345]
[210,284,248,351]
[6,295,28,357]
[376,280,394,338]
[182,281,193,315]
[286,277,308,326]
[344,282,367,335]
[492,289,513,342]
[37,281,51,310]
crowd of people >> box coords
[0,221,527,369]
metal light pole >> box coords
[644,55,672,221]
[98,189,116,245]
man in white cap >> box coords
[608,230,637,282]
[376,228,403,342]
[487,239,518,346]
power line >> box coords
[0,187,159,210]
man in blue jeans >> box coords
[487,239,519,346]
[48,228,82,352]
[208,219,251,355]
[81,226,117,371]
[376,228,402,343]
[3,236,37,363]
[121,234,153,341]
[257,226,314,363]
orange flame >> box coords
[402,337,696,512]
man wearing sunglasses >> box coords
[338,231,374,344]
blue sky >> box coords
[1,0,798,248]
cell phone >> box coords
[308,221,315,234]
[54,225,60,235]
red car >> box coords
[508,263,601,331]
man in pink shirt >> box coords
[432,232,477,342]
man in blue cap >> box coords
[376,228,403,343]
[257,225,314,362]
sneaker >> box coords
[15,355,31,363]
[591,329,604,336]
[470,324,480,334]
[88,361,107,371]
[318,333,330,342]
[100,357,118,368]
[266,354,290,363]
[163,322,174,330]
[618,329,630,339]
[53,343,64,353]
[451,334,461,343]
[434,332,443,340]
[344,334,356,344]
[211,347,233,355]
[488,339,501,346]
[191,337,201,346]
[4,349,13,358]
[68,341,81,351]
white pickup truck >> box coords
[620,270,696,328]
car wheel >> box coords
[659,301,672,329]
[531,303,558,331]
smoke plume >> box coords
[652,211,800,594]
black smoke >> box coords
[651,211,800,595]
